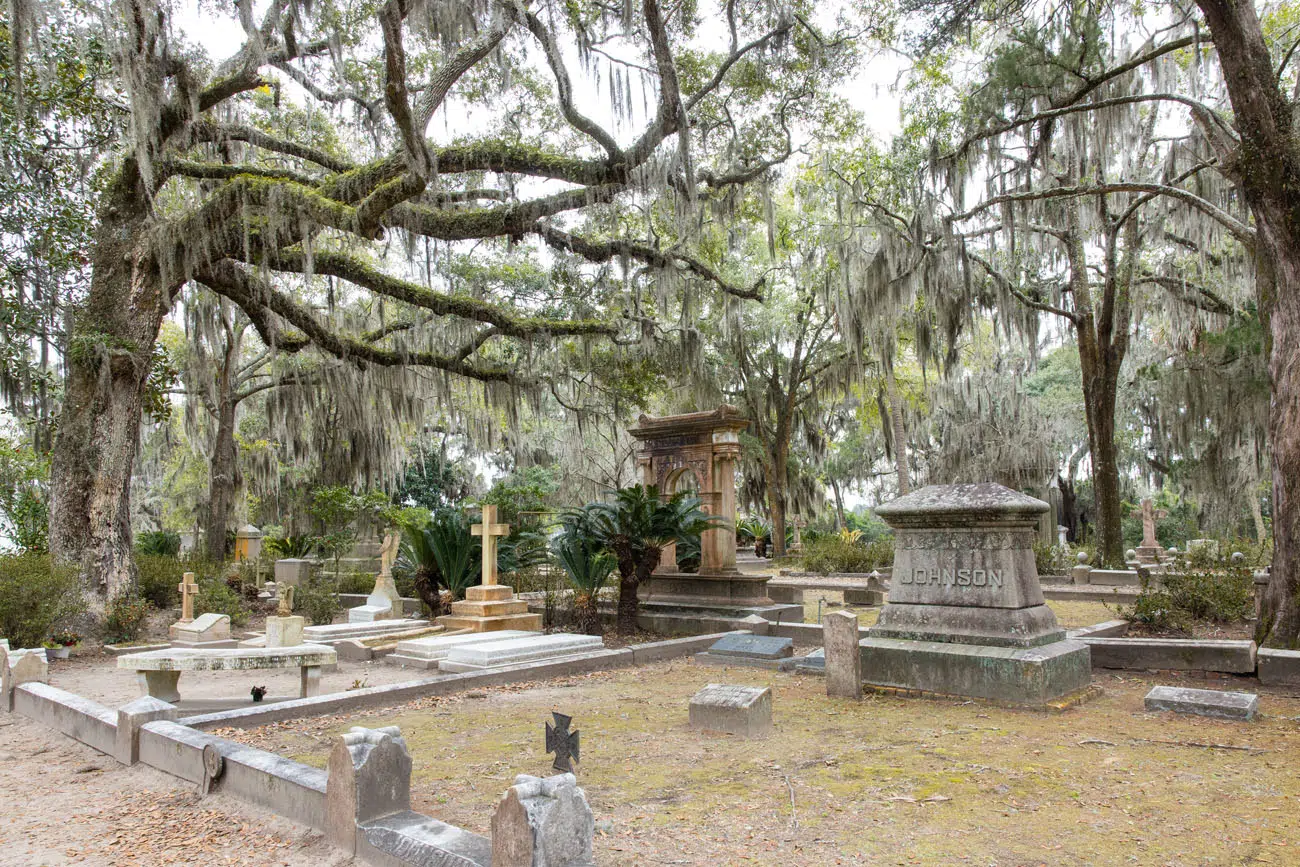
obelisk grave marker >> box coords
[862,483,1092,706]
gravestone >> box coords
[169,612,235,648]
[545,712,579,773]
[438,633,604,673]
[1144,685,1257,721]
[491,773,595,867]
[863,483,1092,706]
[1134,499,1167,564]
[437,505,542,633]
[694,634,795,670]
[326,726,412,854]
[264,614,305,648]
[388,630,533,669]
[689,684,773,737]
[823,610,862,699]
[348,531,403,623]
[794,647,825,673]
[274,558,316,587]
[3,647,48,710]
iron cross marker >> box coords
[545,711,580,773]
[471,504,511,586]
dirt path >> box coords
[0,714,354,866]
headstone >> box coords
[177,572,198,623]
[169,612,235,648]
[326,726,412,855]
[795,647,825,673]
[349,531,403,623]
[545,712,579,773]
[4,648,48,710]
[1144,685,1258,721]
[264,615,305,648]
[275,558,316,587]
[491,773,595,867]
[694,634,795,670]
[388,630,533,668]
[437,505,543,633]
[438,634,604,673]
[115,696,177,764]
[689,684,772,737]
[863,483,1092,706]
[823,610,862,699]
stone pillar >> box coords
[325,726,412,855]
[116,696,177,764]
[702,434,741,575]
[823,610,862,700]
[491,773,595,867]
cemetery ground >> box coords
[211,658,1300,867]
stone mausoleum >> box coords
[863,483,1093,706]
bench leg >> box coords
[300,665,321,698]
[138,671,181,703]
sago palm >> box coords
[552,505,616,635]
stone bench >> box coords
[116,646,338,702]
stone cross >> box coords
[1139,498,1167,548]
[378,531,400,578]
[471,504,511,587]
[178,572,198,623]
[545,712,580,773]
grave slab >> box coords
[300,618,430,645]
[694,633,797,670]
[689,684,772,737]
[387,630,532,669]
[795,648,825,673]
[1144,685,1258,721]
[169,612,237,649]
[438,634,605,673]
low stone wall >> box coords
[1257,649,1300,686]
[140,721,327,830]
[1081,637,1257,673]
[13,682,118,756]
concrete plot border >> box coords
[1069,620,1258,674]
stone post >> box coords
[115,696,177,765]
[823,610,862,700]
[325,726,412,855]
[491,773,595,867]
[1071,551,1092,585]
[704,432,741,575]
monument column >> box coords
[702,434,741,575]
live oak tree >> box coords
[32,0,837,605]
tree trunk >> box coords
[1194,0,1300,645]
[830,478,846,530]
[886,369,909,495]
[48,163,166,609]
[766,448,789,557]
[1057,471,1079,543]
[204,395,237,561]
[1085,374,1125,564]
[615,546,659,635]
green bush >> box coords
[136,554,183,609]
[337,571,375,595]
[799,536,893,574]
[135,530,181,557]
[1118,559,1253,632]
[102,594,151,644]
[196,577,249,627]
[1117,577,1184,633]
[0,553,83,648]
[1033,540,1073,577]
[296,575,340,626]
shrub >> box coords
[799,536,893,574]
[337,570,375,595]
[196,577,249,627]
[136,554,183,609]
[135,530,181,557]
[0,553,83,648]
[1033,540,1073,577]
[296,575,341,625]
[264,533,318,558]
[1163,560,1254,623]
[102,594,151,644]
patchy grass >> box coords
[225,662,1300,866]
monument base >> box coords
[436,584,542,633]
[640,570,775,610]
[859,636,1093,707]
[870,602,1066,648]
[1135,545,1163,564]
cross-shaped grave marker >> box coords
[1138,498,1168,549]
[471,504,511,586]
[545,711,580,773]
[178,572,198,623]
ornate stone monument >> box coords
[629,406,787,613]
[437,505,542,632]
[348,531,404,623]
[1134,498,1167,564]
[862,483,1093,706]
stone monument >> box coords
[1134,498,1167,564]
[265,584,305,648]
[628,406,793,615]
[862,483,1092,706]
[348,531,403,623]
[233,524,263,562]
[437,505,542,632]
[168,573,235,647]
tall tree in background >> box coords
[24,0,840,605]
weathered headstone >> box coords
[169,612,235,648]
[326,726,412,854]
[864,483,1092,706]
[3,648,48,710]
[115,696,177,764]
[823,610,862,699]
[263,614,305,648]
[348,531,403,623]
[689,684,772,737]
[174,572,198,625]
[694,633,795,670]
[491,773,595,867]
[1144,685,1257,721]
[1134,499,1167,564]
[274,558,316,587]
